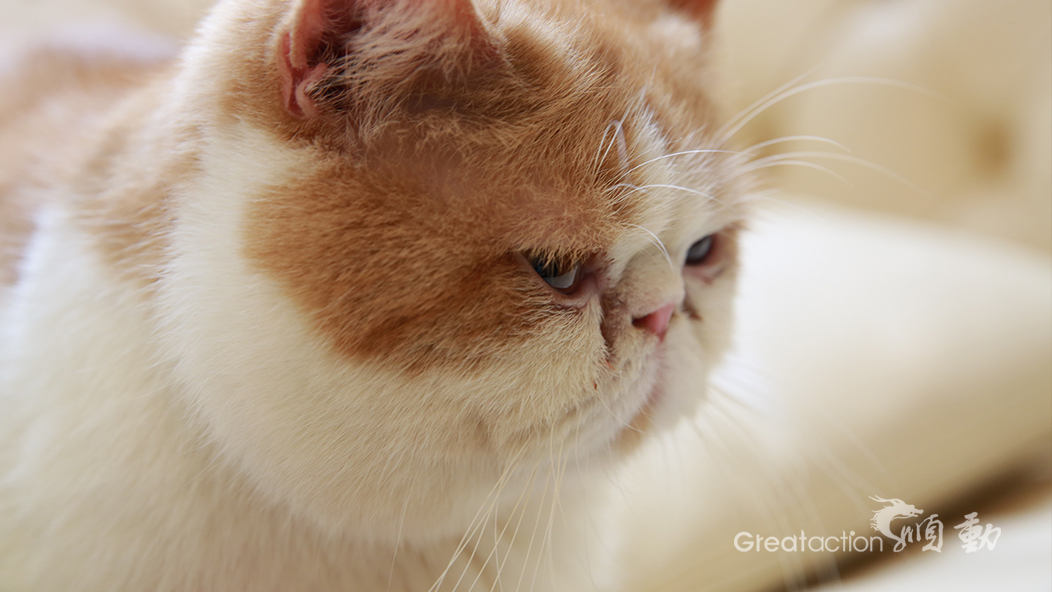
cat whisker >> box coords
[614,148,744,183]
[704,364,873,589]
[374,440,415,492]
[563,425,610,592]
[688,368,814,580]
[744,151,931,199]
[636,183,730,209]
[612,120,631,175]
[476,456,548,591]
[430,445,528,592]
[530,433,567,592]
[589,120,620,179]
[489,457,548,592]
[691,397,813,588]
[745,160,853,187]
[386,476,416,592]
[512,445,557,592]
[589,383,646,436]
[715,63,826,148]
[792,395,894,505]
[617,182,714,200]
[471,428,561,592]
[464,496,521,592]
[716,75,941,148]
[742,134,850,155]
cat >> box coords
[0,0,748,590]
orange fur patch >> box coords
[234,0,730,369]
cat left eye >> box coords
[683,231,730,280]
[531,258,582,294]
[685,234,717,266]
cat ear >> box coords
[668,0,718,28]
[277,0,492,120]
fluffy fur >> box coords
[0,0,748,589]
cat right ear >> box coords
[277,0,493,120]
[668,0,718,28]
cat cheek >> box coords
[685,262,727,284]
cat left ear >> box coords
[278,0,353,118]
[278,0,493,120]
[668,0,718,28]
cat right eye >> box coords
[530,258,583,295]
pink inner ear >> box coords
[279,0,365,119]
[277,0,494,120]
[289,0,366,70]
[278,32,319,119]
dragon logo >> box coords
[870,496,925,551]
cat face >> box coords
[159,0,743,541]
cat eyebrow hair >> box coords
[590,119,629,178]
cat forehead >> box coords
[262,102,730,262]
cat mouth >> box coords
[575,344,669,456]
[620,349,668,437]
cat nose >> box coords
[632,302,676,340]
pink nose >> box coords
[632,303,676,340]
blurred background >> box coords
[641,1,1052,590]
[1,0,1048,590]
[714,0,1051,254]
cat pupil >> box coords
[685,234,715,266]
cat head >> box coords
[159,0,743,542]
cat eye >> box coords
[531,258,582,294]
[685,234,717,266]
[683,231,732,282]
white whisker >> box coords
[386,477,415,592]
[716,63,826,146]
[744,160,852,187]
[743,135,850,155]
[745,151,931,199]
[429,446,527,592]
[717,76,940,147]
[616,148,744,181]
